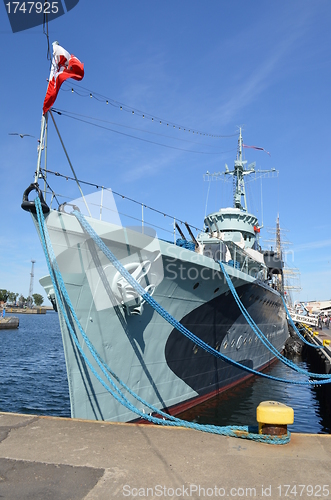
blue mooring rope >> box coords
[72,207,331,385]
[218,262,331,380]
[35,198,308,444]
[34,198,293,444]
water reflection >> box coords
[179,355,329,434]
[1,312,330,433]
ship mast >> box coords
[234,128,245,210]
[204,129,277,216]
[230,127,255,212]
[275,214,282,259]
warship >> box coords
[20,40,290,423]
[22,120,289,422]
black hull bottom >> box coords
[165,281,287,398]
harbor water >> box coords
[0,311,330,433]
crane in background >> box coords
[27,260,36,307]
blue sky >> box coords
[0,1,330,304]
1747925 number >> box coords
[5,2,59,14]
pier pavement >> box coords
[0,411,331,499]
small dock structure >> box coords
[0,317,19,330]
[299,323,331,373]
[3,307,46,315]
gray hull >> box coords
[36,210,289,422]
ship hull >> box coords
[35,210,289,423]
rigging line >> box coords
[43,186,175,235]
[52,108,229,149]
[38,171,61,207]
[51,109,235,155]
[42,184,175,235]
[49,110,92,216]
[41,167,204,233]
[61,81,238,139]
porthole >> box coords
[215,342,220,351]
[193,345,198,354]
[249,337,252,343]
[231,339,236,347]
[193,283,199,290]
[236,336,243,350]
[243,337,247,345]
[214,287,219,294]
[223,340,228,349]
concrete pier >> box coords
[0,412,331,499]
[3,307,47,314]
[302,324,331,373]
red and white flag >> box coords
[43,42,84,115]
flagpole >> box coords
[44,112,48,199]
[34,113,47,184]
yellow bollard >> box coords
[256,401,294,436]
[323,339,330,346]
[313,331,319,336]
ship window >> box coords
[236,336,243,350]
[193,345,198,354]
[249,337,252,343]
[231,339,236,347]
[193,283,199,290]
[214,287,219,294]
[243,338,247,345]
[244,234,247,241]
[249,237,251,241]
[223,340,228,349]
